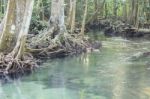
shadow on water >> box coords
[1,32,150,99]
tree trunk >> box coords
[30,0,87,57]
[133,0,139,26]
[113,0,117,17]
[67,0,73,28]
[0,0,34,73]
[11,0,34,59]
[123,0,127,21]
[80,0,88,37]
[99,0,106,18]
[128,0,139,26]
[49,0,66,38]
[70,0,76,33]
[104,1,108,18]
[94,0,98,20]
[127,0,134,24]
[0,0,16,53]
[0,0,34,55]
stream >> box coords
[1,32,150,99]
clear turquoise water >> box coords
[1,33,150,99]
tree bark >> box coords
[0,0,34,56]
[133,0,139,26]
[0,0,16,52]
[49,0,66,38]
[67,0,73,28]
[70,0,76,33]
[122,0,127,21]
[113,0,117,17]
[104,1,108,18]
[11,0,34,59]
[128,0,139,26]
[0,0,34,73]
[80,0,88,37]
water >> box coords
[1,33,150,99]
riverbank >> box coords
[0,30,101,76]
[87,18,150,39]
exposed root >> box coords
[28,26,90,58]
[0,53,38,75]
[0,26,101,75]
